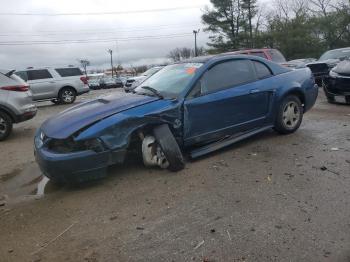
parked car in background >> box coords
[281,58,317,69]
[124,66,164,92]
[307,47,350,86]
[16,66,90,104]
[34,54,318,183]
[100,77,124,89]
[88,78,101,90]
[226,48,287,63]
[0,69,37,141]
[323,59,350,104]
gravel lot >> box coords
[0,89,349,262]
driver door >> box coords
[183,59,273,146]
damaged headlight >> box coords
[47,137,106,153]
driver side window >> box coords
[187,59,256,99]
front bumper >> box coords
[324,76,350,96]
[34,134,127,183]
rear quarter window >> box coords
[268,49,286,63]
[15,71,28,81]
[250,52,268,59]
[55,68,82,77]
[253,61,273,79]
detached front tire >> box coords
[153,124,185,172]
[274,95,303,135]
[0,111,13,141]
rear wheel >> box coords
[274,95,303,134]
[153,125,185,172]
[0,111,13,141]
[345,96,350,104]
[59,88,76,104]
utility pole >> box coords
[193,29,200,57]
[108,49,114,77]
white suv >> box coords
[16,67,90,104]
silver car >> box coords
[16,67,90,104]
[0,69,37,141]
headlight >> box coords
[35,131,45,148]
[329,70,339,78]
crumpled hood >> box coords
[333,60,350,75]
[41,92,158,139]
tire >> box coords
[153,124,185,172]
[326,96,336,104]
[274,95,303,135]
[59,87,76,104]
[0,111,13,141]
[345,96,350,104]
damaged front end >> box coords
[34,93,183,183]
[34,129,127,183]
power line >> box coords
[0,5,202,16]
[0,23,202,37]
[0,33,194,46]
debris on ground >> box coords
[267,174,272,182]
[194,240,205,250]
[331,148,339,151]
[320,166,328,171]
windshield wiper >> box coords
[141,86,163,99]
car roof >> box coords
[17,66,80,71]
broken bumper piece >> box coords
[34,131,126,183]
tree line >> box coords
[202,0,350,59]
[168,0,349,61]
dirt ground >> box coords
[0,89,349,262]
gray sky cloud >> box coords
[0,0,266,70]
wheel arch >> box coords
[0,105,16,123]
[281,88,306,108]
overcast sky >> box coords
[0,0,264,70]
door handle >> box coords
[249,89,260,94]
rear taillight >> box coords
[80,76,89,85]
[1,85,29,92]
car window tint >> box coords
[250,52,267,59]
[55,68,82,77]
[200,60,256,95]
[27,70,53,80]
[254,61,272,79]
[268,49,286,62]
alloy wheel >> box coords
[0,116,8,135]
[282,101,300,129]
[62,90,74,103]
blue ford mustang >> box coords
[34,54,318,183]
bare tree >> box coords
[79,59,90,76]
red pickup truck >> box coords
[226,48,287,63]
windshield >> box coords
[135,63,203,98]
[319,48,350,61]
[143,67,161,76]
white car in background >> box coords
[0,69,37,141]
[124,66,164,92]
[16,66,90,104]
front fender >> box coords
[75,99,183,150]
